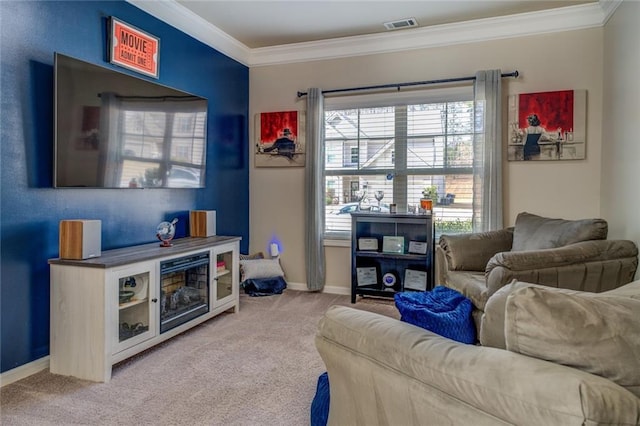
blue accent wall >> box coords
[0,1,249,372]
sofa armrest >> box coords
[482,279,640,350]
[485,240,638,295]
[481,281,584,349]
[487,239,638,272]
[434,245,449,285]
[316,306,640,426]
[438,228,513,272]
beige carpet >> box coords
[1,290,399,425]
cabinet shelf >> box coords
[356,287,398,299]
[351,212,433,303]
[355,251,428,261]
[216,269,231,277]
[119,297,148,310]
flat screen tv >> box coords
[54,52,207,188]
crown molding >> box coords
[599,0,624,24]
[127,0,252,66]
[128,0,619,68]
[249,2,607,66]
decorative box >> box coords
[408,241,428,255]
[404,269,428,291]
[356,267,377,286]
[382,236,404,254]
[358,238,378,251]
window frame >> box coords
[323,86,475,240]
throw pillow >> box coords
[239,252,264,261]
[511,212,607,252]
[504,286,640,397]
[240,258,284,281]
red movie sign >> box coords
[110,17,159,78]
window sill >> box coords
[323,238,351,248]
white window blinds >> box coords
[323,86,475,238]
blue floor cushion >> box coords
[394,286,476,344]
[310,371,330,426]
[241,276,287,297]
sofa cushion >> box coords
[511,212,607,252]
[443,271,489,311]
[504,285,640,397]
[605,279,640,299]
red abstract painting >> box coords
[259,111,298,145]
[518,90,574,133]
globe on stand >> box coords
[156,218,178,247]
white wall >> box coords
[250,28,604,291]
[601,1,640,246]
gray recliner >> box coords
[435,212,639,331]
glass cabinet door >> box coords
[113,262,156,353]
[213,245,236,304]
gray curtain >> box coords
[473,70,503,232]
[305,88,326,291]
[99,92,122,187]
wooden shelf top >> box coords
[351,212,432,219]
[49,235,241,269]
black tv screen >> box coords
[54,53,207,188]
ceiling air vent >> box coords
[384,18,418,31]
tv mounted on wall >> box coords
[54,52,207,188]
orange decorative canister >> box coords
[420,199,433,211]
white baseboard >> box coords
[321,285,350,295]
[286,281,350,295]
[1,356,50,387]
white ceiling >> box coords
[128,0,619,66]
[175,0,596,49]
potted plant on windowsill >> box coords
[420,185,437,211]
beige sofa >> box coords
[315,280,640,425]
[436,212,638,330]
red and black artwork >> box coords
[508,89,586,161]
[256,110,305,167]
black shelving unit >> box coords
[351,212,434,303]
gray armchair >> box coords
[436,212,638,329]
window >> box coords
[117,102,206,188]
[349,147,359,165]
[324,88,475,238]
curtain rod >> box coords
[297,70,519,98]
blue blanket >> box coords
[394,286,476,344]
[310,372,330,426]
